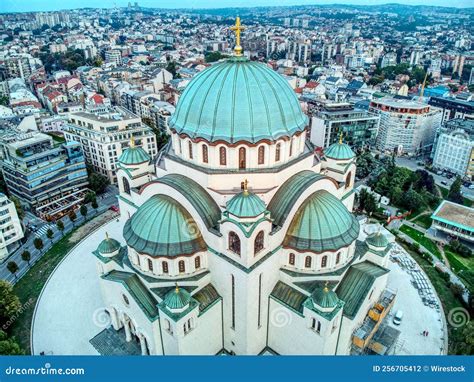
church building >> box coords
[92,18,392,356]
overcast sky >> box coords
[0,0,470,13]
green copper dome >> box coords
[324,142,355,160]
[118,146,150,165]
[366,232,389,248]
[97,234,121,255]
[163,286,191,310]
[227,191,266,218]
[169,57,308,144]
[284,190,360,253]
[123,194,206,257]
[312,286,339,309]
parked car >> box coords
[441,180,448,186]
[393,310,403,325]
[109,205,119,212]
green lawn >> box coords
[438,186,472,207]
[11,232,80,352]
[413,214,433,229]
[444,249,474,292]
[396,240,467,354]
[399,224,442,260]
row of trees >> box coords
[0,281,23,354]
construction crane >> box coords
[419,70,429,98]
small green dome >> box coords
[123,194,206,257]
[97,234,121,255]
[324,142,355,160]
[169,57,308,144]
[118,146,150,165]
[366,232,389,248]
[312,286,339,309]
[163,286,191,310]
[284,190,360,253]
[227,191,266,218]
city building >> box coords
[428,96,474,124]
[0,131,89,221]
[92,26,392,356]
[432,119,474,179]
[370,98,442,156]
[4,54,34,80]
[431,200,474,243]
[309,101,380,149]
[64,107,157,184]
[0,193,24,263]
[105,49,123,67]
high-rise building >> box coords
[370,98,442,156]
[105,49,123,66]
[0,193,24,263]
[0,130,89,221]
[4,54,33,80]
[428,96,474,124]
[64,107,157,184]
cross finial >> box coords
[324,281,329,292]
[175,282,179,293]
[339,131,343,144]
[230,17,245,56]
[130,135,135,148]
[105,232,109,240]
[243,179,249,195]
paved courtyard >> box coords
[32,218,124,355]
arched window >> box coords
[229,231,241,256]
[122,177,130,195]
[188,141,193,159]
[238,147,246,169]
[219,147,227,165]
[311,317,316,329]
[162,261,169,274]
[202,144,208,163]
[123,294,130,305]
[305,256,312,268]
[316,321,321,333]
[289,139,293,157]
[254,231,264,255]
[275,143,281,162]
[195,256,201,269]
[178,260,185,273]
[289,253,295,265]
[336,252,341,264]
[258,146,265,165]
[147,258,153,272]
[345,171,352,189]
[165,319,172,333]
[178,139,182,154]
[321,255,328,268]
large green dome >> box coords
[284,190,360,253]
[324,142,355,160]
[169,57,308,144]
[97,234,121,255]
[366,232,389,249]
[312,286,339,309]
[123,194,206,257]
[118,146,150,165]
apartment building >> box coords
[0,193,24,263]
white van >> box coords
[393,310,403,325]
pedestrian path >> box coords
[34,224,55,238]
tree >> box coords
[56,220,65,236]
[0,280,21,328]
[88,170,109,195]
[449,283,465,299]
[46,228,54,242]
[205,51,228,63]
[91,199,99,214]
[364,193,378,216]
[84,191,97,204]
[80,205,88,220]
[404,188,425,212]
[20,250,30,265]
[0,95,9,107]
[9,196,24,220]
[33,238,44,252]
[69,210,77,226]
[6,262,19,279]
[447,176,463,205]
[0,330,23,355]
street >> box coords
[0,186,118,283]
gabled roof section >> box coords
[270,281,307,315]
[336,261,389,320]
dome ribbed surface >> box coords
[123,194,206,257]
[366,232,389,248]
[118,146,150,165]
[324,142,355,160]
[312,287,339,309]
[226,192,266,218]
[163,287,191,310]
[97,236,121,254]
[169,57,308,144]
[284,190,360,253]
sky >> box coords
[0,0,471,13]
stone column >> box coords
[138,333,147,355]
[110,308,120,330]
[124,318,132,342]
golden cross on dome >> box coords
[130,135,135,148]
[175,282,179,293]
[230,17,245,56]
[243,179,249,195]
[338,131,344,144]
[323,281,329,292]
